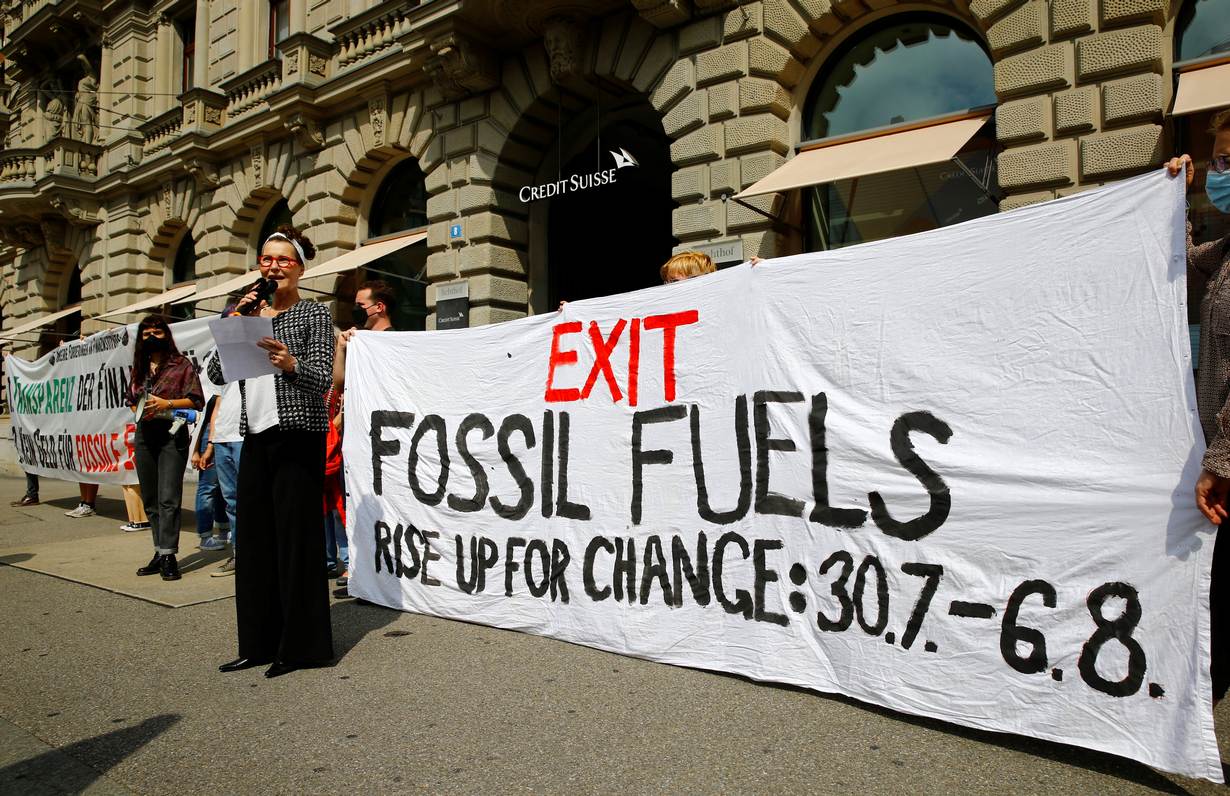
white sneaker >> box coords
[65,504,96,518]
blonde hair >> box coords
[660,251,717,283]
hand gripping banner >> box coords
[344,172,1222,781]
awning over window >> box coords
[734,114,992,200]
[1173,62,1230,117]
[300,230,428,284]
[3,305,82,338]
[178,270,260,306]
[97,283,198,319]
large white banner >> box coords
[5,317,216,485]
[344,172,1221,781]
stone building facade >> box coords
[0,0,1220,359]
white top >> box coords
[211,380,244,444]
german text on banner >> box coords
[5,317,215,485]
[344,172,1221,781]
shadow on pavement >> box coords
[331,597,400,663]
[0,553,33,565]
[0,713,180,794]
[176,548,229,575]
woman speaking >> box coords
[210,225,335,678]
[127,314,204,581]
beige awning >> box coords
[97,283,198,319]
[1173,62,1230,117]
[734,114,992,200]
[178,269,260,305]
[3,304,82,337]
[300,230,428,284]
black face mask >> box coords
[144,336,169,352]
[351,305,371,328]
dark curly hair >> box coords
[268,224,317,262]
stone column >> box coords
[154,15,174,111]
[193,1,210,90]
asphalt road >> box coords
[1,473,1228,795]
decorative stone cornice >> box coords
[631,0,691,28]
[284,112,325,151]
[423,33,498,100]
[47,193,100,225]
[183,158,219,191]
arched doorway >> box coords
[257,198,293,247]
[528,94,673,312]
[168,232,196,321]
[801,13,998,250]
[40,262,82,355]
[359,157,429,331]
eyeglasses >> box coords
[1211,155,1230,175]
[258,255,300,268]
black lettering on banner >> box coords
[477,536,499,592]
[374,520,394,573]
[614,537,637,603]
[420,529,442,586]
[852,556,889,636]
[448,414,494,512]
[550,539,571,603]
[808,393,869,529]
[631,405,687,525]
[869,411,953,540]
[899,562,943,650]
[370,410,414,495]
[1077,582,1146,697]
[640,535,672,606]
[672,533,711,607]
[816,550,854,632]
[753,391,805,517]
[753,539,788,627]
[505,537,527,596]
[525,539,552,598]
[556,412,591,520]
[713,531,752,619]
[584,536,614,601]
[491,414,535,521]
[396,525,423,580]
[456,535,481,594]
[1000,579,1056,674]
[690,398,752,524]
[541,411,555,518]
[409,415,449,505]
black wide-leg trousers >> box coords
[235,427,333,665]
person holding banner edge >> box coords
[125,315,205,582]
[1167,107,1230,702]
[211,226,335,679]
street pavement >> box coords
[1,472,1229,795]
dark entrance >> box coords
[542,99,673,309]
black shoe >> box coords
[219,657,270,673]
[160,554,181,581]
[264,661,298,679]
[136,554,163,576]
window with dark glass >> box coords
[257,199,293,249]
[178,16,196,92]
[363,158,428,331]
[269,0,290,59]
[170,234,196,321]
[801,15,998,251]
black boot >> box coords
[136,554,163,576]
[160,554,181,581]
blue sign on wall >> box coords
[449,223,463,239]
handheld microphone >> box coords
[239,278,278,316]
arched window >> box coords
[257,198,293,250]
[360,158,428,331]
[169,233,196,321]
[802,15,997,250]
[1175,0,1230,62]
[42,264,82,355]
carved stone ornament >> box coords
[423,34,498,100]
[204,105,223,125]
[308,54,327,77]
[285,112,325,151]
[48,195,100,225]
[38,218,67,252]
[183,103,197,124]
[185,159,219,191]
[285,51,300,75]
[0,222,45,249]
[250,142,264,187]
[542,16,585,85]
[368,98,386,148]
[162,183,174,220]
[631,0,692,27]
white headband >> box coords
[264,232,306,265]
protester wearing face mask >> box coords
[332,279,395,389]
[1167,107,1230,703]
[125,314,204,581]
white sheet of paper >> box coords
[207,315,278,382]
